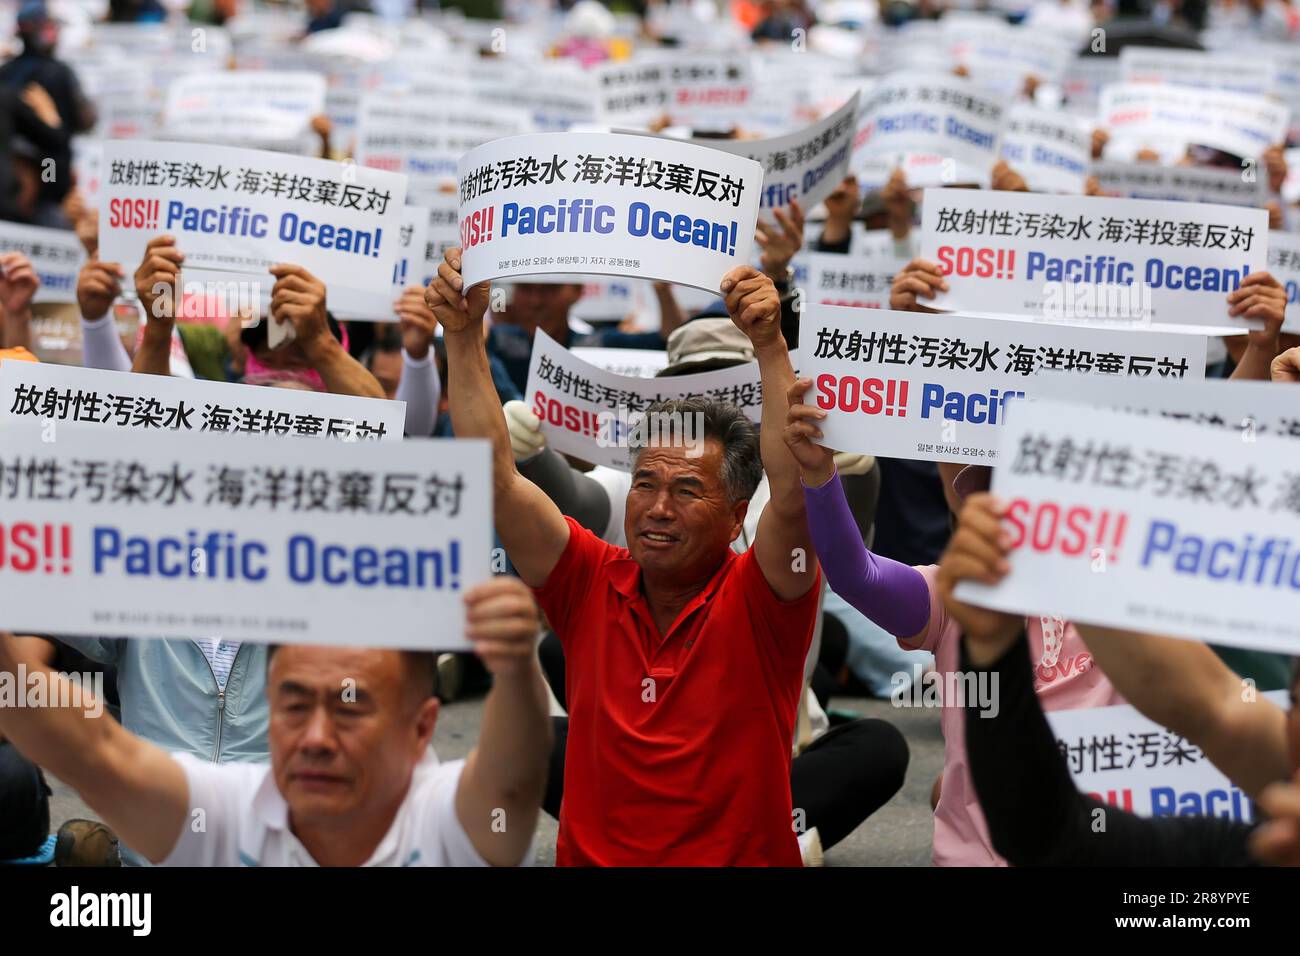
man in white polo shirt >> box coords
[0,577,551,867]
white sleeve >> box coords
[418,759,536,867]
[396,348,441,437]
[79,315,132,372]
[159,753,257,867]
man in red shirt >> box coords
[427,249,821,865]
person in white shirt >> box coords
[0,577,551,867]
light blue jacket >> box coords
[54,637,269,764]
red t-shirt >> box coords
[534,517,820,866]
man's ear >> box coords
[414,696,439,755]
[728,498,750,543]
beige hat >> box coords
[658,319,755,377]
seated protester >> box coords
[935,493,1300,867]
[0,578,552,867]
[504,318,906,862]
[784,377,1121,866]
[430,250,824,865]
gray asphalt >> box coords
[46,694,941,867]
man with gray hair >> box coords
[427,249,821,866]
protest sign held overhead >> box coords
[457,132,762,292]
[955,399,1300,655]
[99,140,408,315]
[919,188,1270,331]
[1100,85,1289,163]
[524,330,766,471]
[1265,230,1300,333]
[1047,694,1288,822]
[1089,161,1269,209]
[0,360,406,442]
[0,422,490,650]
[692,93,858,212]
[1117,46,1276,97]
[355,97,534,205]
[806,231,910,310]
[0,222,87,305]
[855,73,1008,188]
[160,72,327,152]
[802,304,1205,465]
[999,105,1090,195]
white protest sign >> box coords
[955,400,1300,655]
[692,93,858,213]
[659,51,754,126]
[1100,84,1288,162]
[570,347,669,379]
[592,58,670,125]
[999,104,1090,195]
[161,71,327,151]
[0,361,406,441]
[457,132,762,293]
[524,330,764,471]
[1089,161,1268,209]
[1047,694,1287,822]
[1265,230,1300,334]
[855,73,1008,188]
[1021,375,1300,443]
[356,95,533,205]
[0,422,489,649]
[801,304,1205,465]
[333,203,429,322]
[919,188,1270,331]
[420,191,459,287]
[0,222,87,304]
[1060,52,1123,117]
[946,17,1076,97]
[1118,46,1276,97]
[99,141,408,314]
[805,232,909,310]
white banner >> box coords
[855,73,1008,188]
[334,204,429,321]
[1089,161,1269,209]
[955,399,1300,655]
[570,346,669,379]
[1264,230,1300,334]
[0,222,87,305]
[802,304,1205,465]
[356,95,533,205]
[1022,375,1300,443]
[1046,694,1287,821]
[919,188,1270,330]
[457,132,762,292]
[99,140,408,313]
[805,232,909,310]
[692,93,858,212]
[0,361,406,441]
[420,191,460,287]
[523,330,765,471]
[1118,46,1276,97]
[999,104,1090,195]
[1100,84,1288,162]
[0,422,490,649]
[160,71,326,151]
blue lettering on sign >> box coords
[1139,520,1300,589]
[919,383,1024,424]
[626,202,737,256]
[89,526,462,590]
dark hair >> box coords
[363,326,404,371]
[266,645,440,702]
[628,398,763,503]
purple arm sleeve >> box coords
[802,468,931,639]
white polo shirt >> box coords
[162,750,500,867]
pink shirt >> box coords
[909,565,1122,866]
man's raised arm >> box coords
[0,632,189,863]
[425,248,570,587]
[723,266,819,601]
